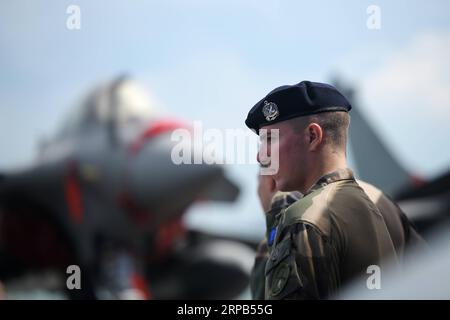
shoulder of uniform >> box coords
[282,179,369,236]
[332,179,382,213]
[282,184,335,236]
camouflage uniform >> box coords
[250,168,412,300]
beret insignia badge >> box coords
[262,101,279,121]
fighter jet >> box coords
[0,75,253,299]
[333,79,450,237]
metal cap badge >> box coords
[262,101,279,121]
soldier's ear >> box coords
[307,123,323,151]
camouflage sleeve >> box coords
[250,239,269,299]
[265,223,340,300]
[250,191,301,300]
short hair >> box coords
[290,111,350,150]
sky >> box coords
[1,0,450,240]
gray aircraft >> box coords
[0,76,254,299]
[333,79,450,237]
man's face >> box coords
[258,119,308,192]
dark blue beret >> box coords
[245,81,351,133]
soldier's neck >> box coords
[302,154,348,194]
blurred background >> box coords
[1,0,450,299]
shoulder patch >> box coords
[271,262,290,296]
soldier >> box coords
[245,81,408,299]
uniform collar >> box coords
[305,168,355,195]
[270,191,302,212]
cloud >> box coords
[362,31,450,120]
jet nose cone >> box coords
[125,121,239,224]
